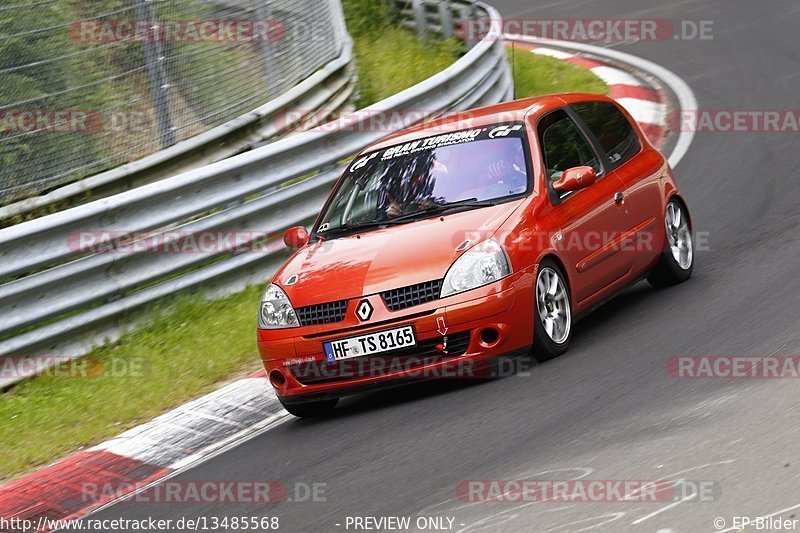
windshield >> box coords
[314,122,530,236]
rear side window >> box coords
[572,102,641,167]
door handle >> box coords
[614,192,624,204]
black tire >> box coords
[532,258,573,362]
[279,397,338,418]
[648,198,694,288]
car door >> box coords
[536,108,633,304]
[571,101,666,274]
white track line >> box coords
[615,97,668,126]
[531,47,573,60]
[590,66,646,87]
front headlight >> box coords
[258,283,299,329]
[441,239,511,297]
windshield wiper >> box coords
[316,199,498,240]
[389,198,498,223]
[316,219,409,239]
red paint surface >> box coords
[0,451,169,527]
[565,56,606,69]
[609,84,660,102]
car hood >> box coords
[274,200,525,306]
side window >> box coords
[572,101,641,167]
[537,110,600,186]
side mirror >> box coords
[283,226,310,250]
[553,166,597,192]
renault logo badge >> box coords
[356,300,373,322]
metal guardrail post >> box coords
[469,0,479,18]
[134,0,176,148]
[329,0,350,53]
[253,0,278,98]
[411,0,428,40]
[438,1,454,38]
[456,4,475,47]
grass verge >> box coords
[351,29,462,108]
[0,28,608,483]
[0,286,264,481]
[341,0,462,108]
[509,47,608,97]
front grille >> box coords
[295,300,348,327]
[381,279,443,311]
[290,330,472,385]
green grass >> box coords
[0,19,608,482]
[351,29,462,108]
[341,0,462,108]
[0,286,265,481]
[508,48,608,98]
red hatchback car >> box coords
[258,94,694,417]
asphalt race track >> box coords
[80,1,800,531]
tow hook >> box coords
[436,316,449,354]
[437,335,449,354]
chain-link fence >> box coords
[0,0,345,205]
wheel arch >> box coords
[666,193,693,228]
[536,252,572,294]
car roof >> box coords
[364,93,617,152]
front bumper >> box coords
[257,265,537,400]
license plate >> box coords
[323,326,416,363]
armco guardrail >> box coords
[0,0,356,226]
[0,0,512,388]
[393,0,475,40]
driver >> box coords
[381,159,444,218]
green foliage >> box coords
[0,4,102,199]
[341,0,392,37]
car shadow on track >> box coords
[569,276,699,349]
[295,378,496,425]
[571,281,656,339]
